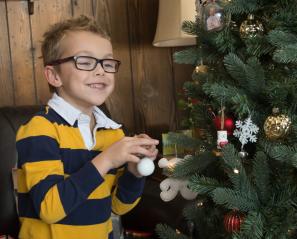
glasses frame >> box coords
[46,56,121,73]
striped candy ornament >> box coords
[224,210,245,233]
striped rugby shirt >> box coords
[16,94,145,239]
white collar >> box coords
[47,93,122,129]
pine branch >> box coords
[212,188,258,212]
[224,0,261,14]
[223,53,266,97]
[172,153,216,178]
[267,30,297,48]
[239,212,264,239]
[268,144,297,168]
[273,44,297,64]
[203,81,238,103]
[173,47,200,65]
[182,21,198,36]
[252,151,271,204]
[214,28,239,54]
[221,144,242,171]
[203,80,254,117]
[222,145,258,201]
[223,53,247,85]
[245,37,274,57]
[155,224,189,239]
[188,174,222,195]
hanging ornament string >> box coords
[219,106,225,130]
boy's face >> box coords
[48,31,115,113]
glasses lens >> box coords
[76,56,96,70]
[102,59,119,73]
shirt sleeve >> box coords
[16,116,104,224]
[111,167,145,215]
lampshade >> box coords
[153,0,196,47]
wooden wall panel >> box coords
[72,0,94,17]
[7,1,36,105]
[0,1,14,106]
[30,0,72,105]
[127,0,175,138]
[94,0,136,133]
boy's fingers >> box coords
[132,146,155,157]
[136,133,150,139]
[138,138,159,145]
[127,154,140,163]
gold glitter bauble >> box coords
[195,64,209,73]
[239,14,264,39]
[264,109,291,140]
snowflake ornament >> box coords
[233,116,259,149]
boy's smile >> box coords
[45,30,116,116]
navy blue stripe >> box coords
[116,171,145,204]
[57,197,111,225]
[30,175,64,215]
[108,231,114,239]
[58,162,104,214]
[60,148,120,175]
[17,136,60,168]
[18,193,39,219]
[60,148,99,174]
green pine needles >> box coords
[156,0,297,238]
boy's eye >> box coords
[103,63,113,68]
[77,60,93,65]
[78,62,92,66]
[103,61,116,68]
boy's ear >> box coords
[44,66,62,88]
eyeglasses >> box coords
[46,56,121,73]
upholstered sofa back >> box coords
[0,106,43,238]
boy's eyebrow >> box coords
[103,53,114,58]
[74,51,114,58]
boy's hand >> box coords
[92,135,159,176]
[127,134,159,177]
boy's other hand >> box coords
[92,135,159,177]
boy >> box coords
[16,15,159,239]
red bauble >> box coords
[213,116,235,136]
[224,211,245,233]
[190,98,200,105]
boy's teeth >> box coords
[89,83,104,89]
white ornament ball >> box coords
[137,157,155,176]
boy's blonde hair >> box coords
[41,15,110,92]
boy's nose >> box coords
[94,62,105,75]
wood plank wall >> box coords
[0,0,193,139]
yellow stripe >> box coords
[19,217,112,239]
[51,219,113,239]
[17,116,58,141]
[56,125,85,149]
[19,218,52,239]
[17,169,27,193]
[20,160,64,192]
[88,174,116,199]
[111,189,141,215]
[40,184,66,224]
[17,116,125,150]
[16,115,86,149]
[94,129,124,151]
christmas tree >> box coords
[156,0,297,238]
